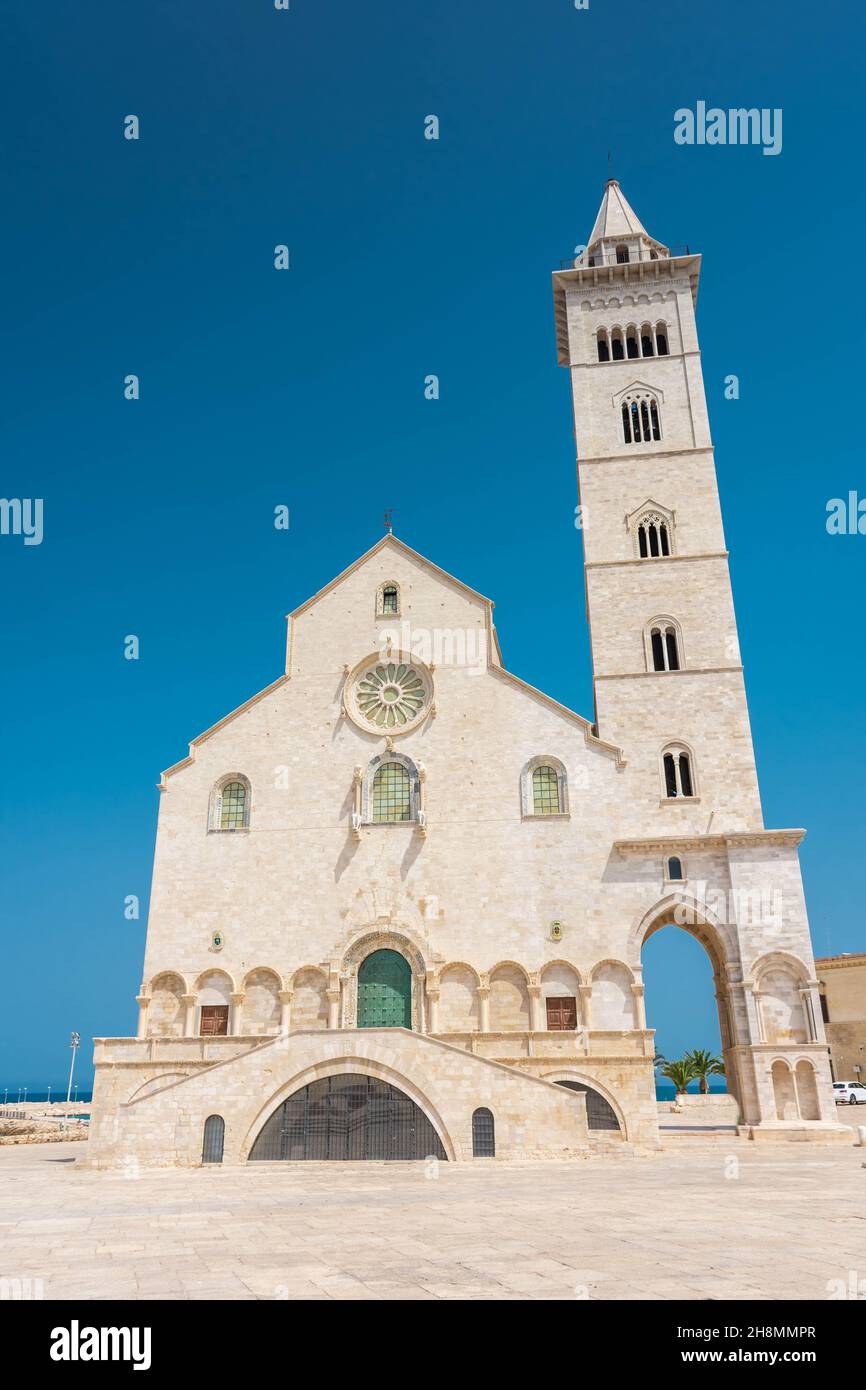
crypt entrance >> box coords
[247,1074,447,1161]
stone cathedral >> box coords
[87,181,844,1169]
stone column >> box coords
[326,989,341,1030]
[426,986,440,1035]
[230,993,245,1035]
[578,984,593,1030]
[528,985,544,1033]
[477,986,490,1033]
[630,982,646,1030]
[278,990,293,1034]
[135,996,149,1039]
[181,994,197,1037]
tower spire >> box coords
[582,180,668,267]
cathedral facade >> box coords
[87,182,844,1169]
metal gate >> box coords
[471,1107,495,1157]
[357,949,412,1028]
[555,1080,621,1131]
[201,1114,225,1163]
[248,1074,447,1161]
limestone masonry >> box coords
[86,181,845,1169]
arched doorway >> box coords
[357,949,411,1028]
[248,1075,447,1161]
[638,902,739,1109]
[555,1080,621,1132]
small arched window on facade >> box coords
[640,322,654,357]
[611,328,625,361]
[376,581,401,617]
[636,512,671,558]
[621,392,661,444]
[472,1107,495,1157]
[666,855,685,881]
[648,620,681,672]
[522,757,568,818]
[616,245,630,264]
[201,1114,225,1164]
[211,776,251,831]
[656,323,669,355]
[596,329,610,362]
[662,746,695,799]
[626,327,639,359]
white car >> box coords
[833,1081,866,1105]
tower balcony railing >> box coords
[559,244,690,270]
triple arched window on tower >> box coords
[635,510,671,558]
[661,744,696,800]
[596,321,669,363]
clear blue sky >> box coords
[2,1,864,1089]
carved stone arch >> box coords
[627,893,740,975]
[540,958,586,989]
[146,969,190,997]
[438,961,482,1032]
[488,960,532,1031]
[241,966,282,1034]
[290,963,329,990]
[341,928,428,1031]
[589,956,636,984]
[540,1069,628,1137]
[145,972,189,1039]
[194,967,237,995]
[489,958,532,984]
[240,1055,455,1162]
[746,950,812,988]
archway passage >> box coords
[357,949,411,1028]
[555,1080,621,1132]
[248,1075,447,1161]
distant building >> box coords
[816,953,866,1082]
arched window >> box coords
[532,765,562,815]
[521,757,568,818]
[640,322,654,357]
[616,245,630,264]
[648,620,681,671]
[636,512,671,558]
[662,745,695,799]
[656,323,669,355]
[201,1115,225,1164]
[596,329,610,362]
[611,329,625,361]
[626,327,639,359]
[210,776,251,831]
[666,855,684,881]
[621,391,661,444]
[376,581,401,617]
[472,1107,495,1157]
[220,781,247,829]
[372,761,412,822]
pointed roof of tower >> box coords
[586,179,649,246]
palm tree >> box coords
[660,1058,696,1096]
[683,1048,725,1095]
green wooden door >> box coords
[357,949,412,1029]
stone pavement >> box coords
[0,1138,863,1301]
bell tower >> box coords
[553,180,762,832]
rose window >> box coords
[355,662,428,729]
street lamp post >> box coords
[65,1033,80,1126]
